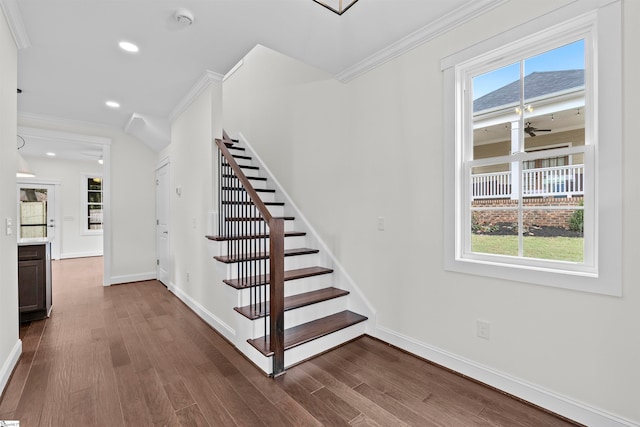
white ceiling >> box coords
[6,0,506,156]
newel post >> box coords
[269,218,285,376]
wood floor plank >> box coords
[298,360,410,427]
[195,361,266,426]
[276,368,352,426]
[274,396,323,427]
[0,320,46,414]
[113,364,155,426]
[0,258,580,427]
[353,382,439,427]
[176,403,211,427]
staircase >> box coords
[207,135,368,376]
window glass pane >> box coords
[522,205,584,262]
[473,62,520,113]
[85,176,103,232]
[523,40,585,158]
[19,188,48,239]
[473,119,512,162]
[471,211,519,256]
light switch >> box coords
[377,216,385,231]
[6,218,13,235]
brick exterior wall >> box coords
[472,196,583,229]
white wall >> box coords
[0,6,20,398]
[222,1,640,424]
[21,156,103,259]
[160,81,233,333]
[17,116,157,284]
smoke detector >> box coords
[174,8,194,26]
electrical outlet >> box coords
[377,216,385,231]
[186,272,190,282]
[477,320,490,340]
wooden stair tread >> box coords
[223,162,259,170]
[247,310,368,356]
[222,187,275,193]
[222,266,333,289]
[206,231,306,242]
[221,200,285,206]
[232,154,252,160]
[214,248,319,264]
[222,174,266,181]
[224,216,295,222]
[235,287,349,320]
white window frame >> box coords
[442,0,622,296]
[81,173,104,235]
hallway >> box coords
[0,257,577,426]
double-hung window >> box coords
[442,1,622,295]
[82,174,103,234]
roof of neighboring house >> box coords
[473,70,584,112]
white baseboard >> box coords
[110,271,156,285]
[374,326,639,427]
[0,339,22,397]
[167,282,236,343]
[60,250,103,259]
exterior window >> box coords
[442,1,622,295]
[469,40,588,263]
[83,175,103,234]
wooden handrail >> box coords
[216,136,285,377]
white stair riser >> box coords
[242,322,367,376]
[217,236,306,256]
[230,157,253,167]
[220,190,276,203]
[283,322,366,369]
[219,220,296,237]
[244,297,348,338]
[221,204,283,218]
[236,273,335,306]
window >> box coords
[442,1,622,295]
[82,175,103,234]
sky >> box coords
[473,39,585,99]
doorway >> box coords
[17,182,61,259]
[156,161,170,286]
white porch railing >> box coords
[472,164,584,199]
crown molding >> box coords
[335,0,509,82]
[0,0,31,49]
[169,69,224,122]
[18,112,116,132]
[18,125,112,146]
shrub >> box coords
[568,201,584,232]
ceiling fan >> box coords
[524,122,551,137]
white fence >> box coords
[472,164,584,199]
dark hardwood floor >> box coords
[0,257,579,426]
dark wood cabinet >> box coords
[18,242,52,322]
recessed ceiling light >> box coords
[46,152,56,157]
[118,41,139,53]
[106,100,120,108]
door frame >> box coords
[156,157,171,286]
[16,180,61,259]
[18,126,112,286]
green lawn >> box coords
[471,235,584,262]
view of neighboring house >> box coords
[468,39,587,238]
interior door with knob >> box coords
[156,163,170,285]
[17,182,61,259]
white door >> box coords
[17,183,61,259]
[156,163,170,285]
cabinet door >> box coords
[18,260,44,313]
